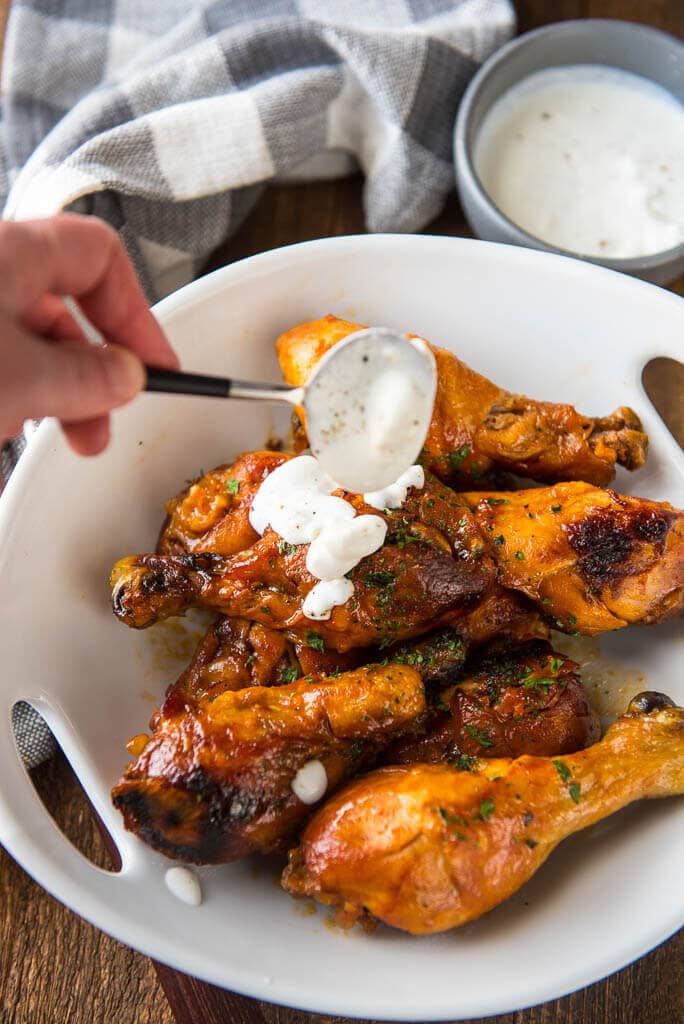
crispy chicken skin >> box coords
[380,591,547,690]
[283,692,684,934]
[110,537,491,652]
[386,640,600,763]
[160,615,361,717]
[113,664,425,864]
[158,617,291,715]
[446,588,548,649]
[276,316,647,486]
[151,591,543,725]
[463,483,684,634]
[158,451,287,556]
[112,458,683,641]
[115,612,551,863]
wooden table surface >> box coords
[1,2,683,1023]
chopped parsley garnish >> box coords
[485,497,509,506]
[523,676,555,693]
[493,534,505,546]
[553,614,579,633]
[278,539,297,556]
[438,807,468,840]
[514,550,525,560]
[448,445,471,471]
[551,504,562,513]
[390,525,420,548]
[245,653,256,666]
[553,759,572,782]
[554,762,581,804]
[364,570,395,588]
[478,798,495,821]
[279,666,298,684]
[349,740,364,761]
[464,723,493,748]
[307,631,326,653]
[523,811,534,827]
[260,605,271,615]
[226,478,240,495]
[452,753,479,772]
[525,838,538,849]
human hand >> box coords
[0,213,179,455]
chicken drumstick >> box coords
[113,664,425,863]
[276,315,647,486]
[111,463,684,642]
[283,692,684,934]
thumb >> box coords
[29,336,145,422]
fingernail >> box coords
[101,345,145,404]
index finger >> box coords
[0,214,179,368]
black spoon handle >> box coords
[144,366,233,397]
[143,366,296,403]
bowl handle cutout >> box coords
[642,358,684,453]
[0,703,127,915]
[10,701,122,872]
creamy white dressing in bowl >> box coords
[473,65,684,260]
[455,19,684,283]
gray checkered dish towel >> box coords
[1,0,515,768]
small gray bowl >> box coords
[454,19,684,284]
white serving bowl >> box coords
[0,235,682,1021]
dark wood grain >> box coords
[0,1,682,1023]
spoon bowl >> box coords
[304,327,436,493]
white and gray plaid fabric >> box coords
[1,0,514,767]
[2,0,515,300]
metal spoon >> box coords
[145,327,437,493]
